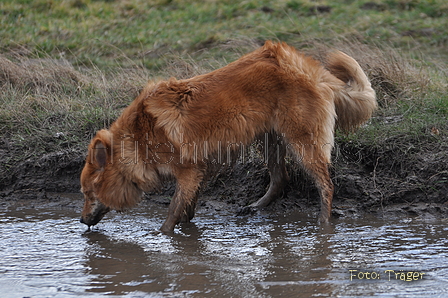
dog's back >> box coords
[144,41,338,156]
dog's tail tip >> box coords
[327,51,377,133]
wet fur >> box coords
[80,41,376,232]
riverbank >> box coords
[1,0,447,219]
[1,133,447,220]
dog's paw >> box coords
[148,229,163,236]
[236,205,259,216]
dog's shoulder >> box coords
[143,78,197,117]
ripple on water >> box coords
[0,204,447,297]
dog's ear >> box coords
[93,140,108,168]
[89,129,112,168]
[89,139,109,169]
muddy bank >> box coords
[0,147,85,200]
[0,137,447,219]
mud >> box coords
[0,134,447,219]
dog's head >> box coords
[80,129,143,228]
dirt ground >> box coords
[0,138,447,220]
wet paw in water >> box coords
[149,229,162,236]
[236,205,260,216]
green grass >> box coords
[0,0,447,174]
[2,0,447,65]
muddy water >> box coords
[1,198,447,298]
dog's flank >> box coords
[80,41,376,232]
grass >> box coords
[0,0,447,182]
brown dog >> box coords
[80,41,376,233]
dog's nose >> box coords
[80,217,85,224]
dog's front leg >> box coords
[160,166,203,233]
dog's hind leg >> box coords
[304,160,334,223]
[250,131,289,209]
[286,133,334,223]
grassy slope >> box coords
[0,0,447,194]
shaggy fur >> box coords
[80,41,376,233]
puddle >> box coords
[0,198,447,297]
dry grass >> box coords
[0,52,148,157]
[0,39,445,158]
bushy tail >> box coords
[326,51,377,132]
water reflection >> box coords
[0,202,447,297]
[80,210,340,297]
[83,231,160,295]
[253,215,336,297]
